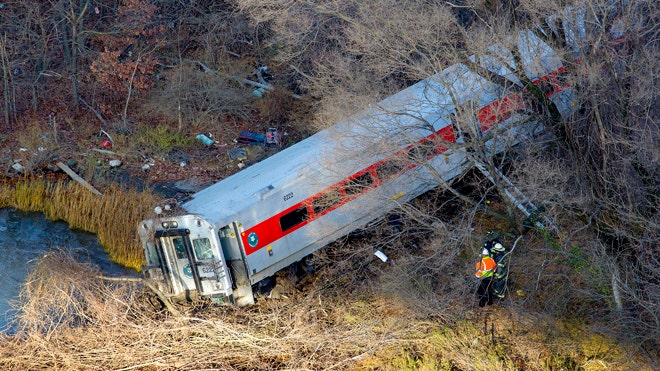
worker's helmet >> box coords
[482,248,490,256]
[486,230,496,239]
[492,243,505,252]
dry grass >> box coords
[1,251,413,370]
[0,182,655,370]
[0,179,160,270]
[0,249,650,371]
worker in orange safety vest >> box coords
[475,247,497,307]
[483,230,508,301]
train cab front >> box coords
[138,215,234,304]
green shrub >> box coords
[133,124,196,155]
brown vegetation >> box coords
[0,179,158,270]
[1,240,652,370]
[0,0,657,369]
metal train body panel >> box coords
[138,29,577,305]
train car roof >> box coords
[180,31,559,226]
[180,73,457,226]
[180,72,496,225]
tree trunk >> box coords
[610,262,623,312]
[0,34,11,129]
[64,0,90,111]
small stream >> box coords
[0,208,138,331]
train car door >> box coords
[157,232,200,294]
[189,235,233,298]
[218,222,255,306]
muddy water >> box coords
[0,208,138,331]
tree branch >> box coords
[78,95,109,126]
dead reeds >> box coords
[0,179,160,270]
[1,250,414,370]
[0,245,649,370]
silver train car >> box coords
[138,29,576,305]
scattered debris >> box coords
[236,131,266,145]
[91,148,116,155]
[254,65,274,84]
[227,147,248,170]
[141,158,155,172]
[196,133,214,146]
[99,129,113,142]
[266,127,282,147]
[236,128,282,148]
[12,163,25,173]
[227,148,247,161]
[173,179,203,193]
[118,44,134,63]
[374,250,388,262]
[109,159,122,167]
[56,162,103,196]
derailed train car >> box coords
[138,29,577,306]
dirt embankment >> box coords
[1,117,290,202]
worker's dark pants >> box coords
[477,277,494,307]
[493,277,506,299]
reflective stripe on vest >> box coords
[475,256,496,278]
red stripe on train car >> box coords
[477,93,525,131]
[241,201,312,255]
[435,125,458,151]
[240,126,458,256]
[239,66,569,256]
[531,66,570,98]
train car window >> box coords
[376,159,404,181]
[173,237,187,259]
[407,140,436,161]
[280,206,309,231]
[312,189,342,215]
[193,238,214,260]
[145,241,160,266]
[344,172,374,196]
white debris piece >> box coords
[12,163,25,173]
[374,250,388,262]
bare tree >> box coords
[0,33,12,129]
[144,1,265,131]
[236,0,658,347]
[0,1,115,120]
[88,0,164,123]
[59,0,93,110]
[0,1,58,124]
